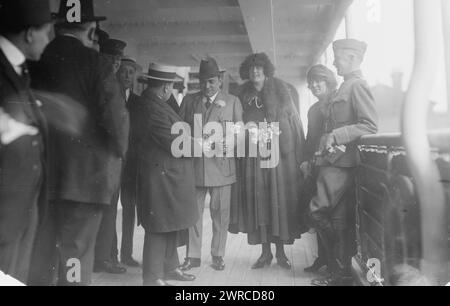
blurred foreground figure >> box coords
[28,0,129,286]
[309,39,378,286]
[0,0,53,283]
[137,63,198,286]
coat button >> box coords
[32,140,39,147]
[33,165,39,171]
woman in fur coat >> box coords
[229,53,308,270]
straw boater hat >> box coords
[139,63,183,83]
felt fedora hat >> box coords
[199,56,221,80]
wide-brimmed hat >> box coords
[54,0,106,24]
[139,63,183,83]
[0,0,54,30]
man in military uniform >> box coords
[179,57,243,271]
[0,0,53,283]
[309,39,378,286]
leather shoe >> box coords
[165,268,196,281]
[211,256,225,271]
[144,279,172,286]
[304,258,327,273]
[276,256,292,270]
[121,257,140,267]
[179,257,201,271]
[93,260,127,274]
[251,254,273,269]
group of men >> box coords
[0,0,378,287]
[0,0,142,285]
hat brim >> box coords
[138,74,183,83]
[53,13,107,24]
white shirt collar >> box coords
[206,91,220,103]
[125,88,131,101]
[0,35,26,75]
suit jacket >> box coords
[136,90,198,233]
[30,35,129,205]
[120,92,140,205]
[180,91,243,187]
[317,70,378,167]
[0,49,47,244]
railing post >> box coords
[402,0,448,285]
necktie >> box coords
[205,97,212,109]
[20,63,31,87]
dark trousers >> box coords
[95,191,119,263]
[0,202,38,284]
[309,166,356,277]
[28,200,103,286]
[120,196,136,260]
[142,230,180,285]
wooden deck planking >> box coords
[92,207,319,286]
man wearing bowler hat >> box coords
[309,39,378,286]
[93,38,130,274]
[0,0,54,283]
[28,0,129,286]
[136,63,198,286]
[179,57,243,271]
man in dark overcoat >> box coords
[0,0,53,283]
[28,0,129,286]
[310,39,378,286]
[94,38,129,274]
[136,63,198,286]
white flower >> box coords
[215,100,226,108]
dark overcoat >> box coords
[120,92,140,206]
[30,35,129,205]
[136,91,198,233]
[0,50,47,245]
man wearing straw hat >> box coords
[136,63,198,286]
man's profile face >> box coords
[117,64,137,90]
[333,50,353,76]
[28,23,53,61]
[200,76,221,98]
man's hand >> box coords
[323,133,337,152]
[0,108,39,145]
[300,161,312,179]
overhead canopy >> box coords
[50,0,352,87]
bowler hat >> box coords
[0,0,53,30]
[333,39,367,58]
[55,0,106,24]
[199,57,220,80]
[139,63,183,83]
[100,39,127,57]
